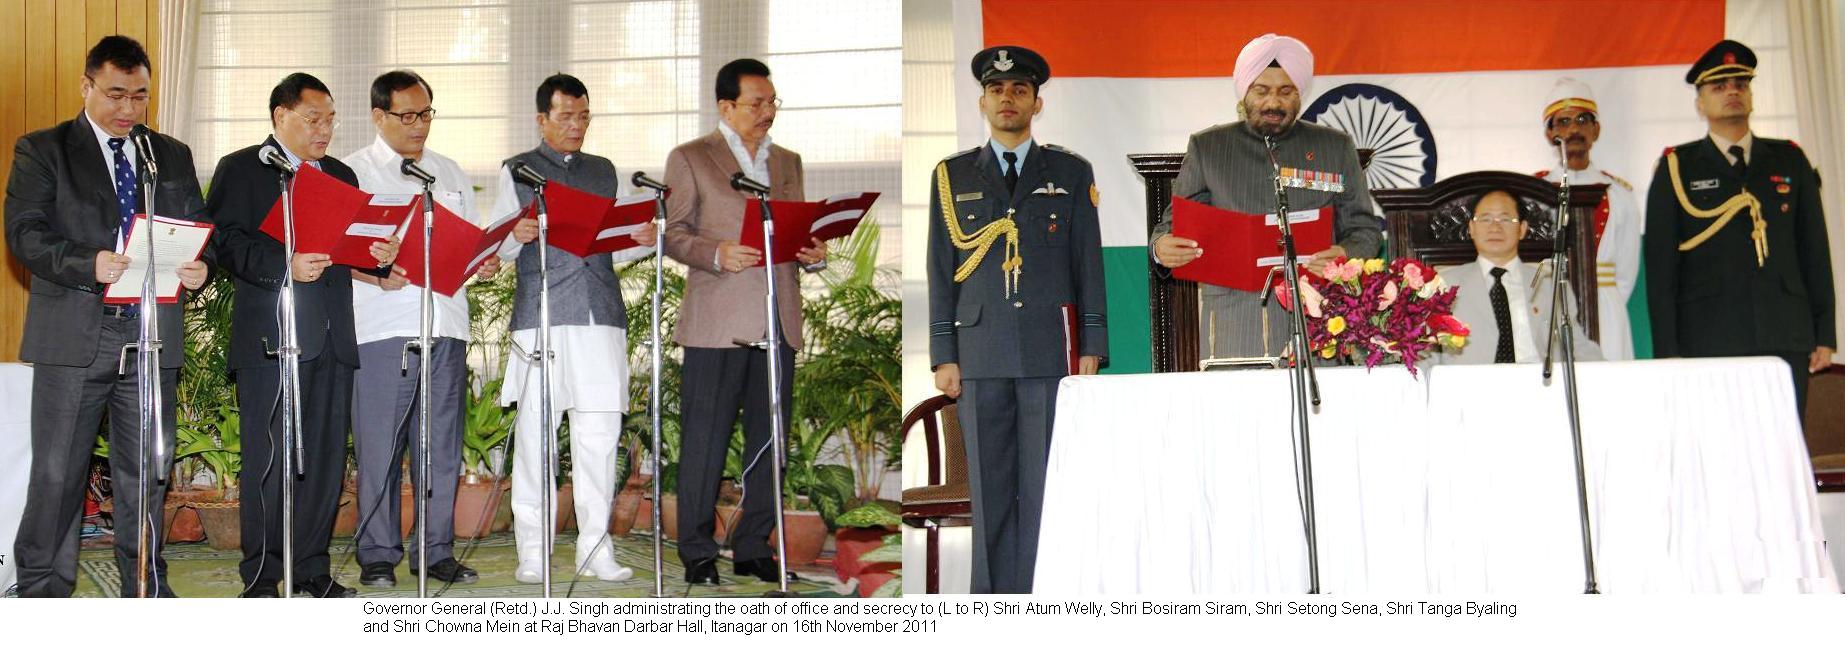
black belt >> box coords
[102,304,139,319]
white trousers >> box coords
[510,405,622,568]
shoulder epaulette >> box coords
[1601,171,1633,191]
[940,147,980,165]
[1042,143,1090,166]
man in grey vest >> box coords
[489,74,656,585]
[1151,34,1382,359]
[928,46,1109,593]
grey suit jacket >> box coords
[1437,259,1602,365]
[661,130,807,350]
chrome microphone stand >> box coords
[1263,135,1322,594]
[632,171,669,598]
[258,145,306,598]
[510,162,558,598]
[729,173,792,597]
[118,126,166,598]
[400,159,438,597]
[1540,140,1598,594]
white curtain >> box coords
[155,0,200,134]
[1786,0,1845,360]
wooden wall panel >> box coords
[0,0,158,363]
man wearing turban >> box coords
[1150,34,1383,361]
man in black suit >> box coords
[1645,40,1835,417]
[5,36,209,598]
[206,72,397,598]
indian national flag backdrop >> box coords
[956,0,1806,373]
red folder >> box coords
[739,192,881,264]
[1169,196,1333,292]
[393,200,522,297]
[259,165,411,268]
[514,182,656,260]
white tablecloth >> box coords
[1033,357,1838,594]
[0,363,32,594]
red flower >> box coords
[1429,314,1470,337]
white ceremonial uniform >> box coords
[1541,165,1639,360]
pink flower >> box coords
[1378,281,1399,311]
[1298,276,1324,318]
[1402,263,1426,290]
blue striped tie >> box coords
[108,137,139,315]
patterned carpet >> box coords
[72,531,853,598]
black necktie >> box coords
[1728,144,1747,180]
[1490,266,1514,364]
[1002,151,1019,195]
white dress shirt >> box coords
[343,135,476,344]
[1709,131,1754,167]
[1476,256,1538,362]
[718,119,772,184]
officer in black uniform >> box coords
[926,46,1109,594]
[1645,39,1835,417]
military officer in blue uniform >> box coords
[926,45,1109,594]
[1645,39,1835,417]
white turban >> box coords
[1235,33,1314,100]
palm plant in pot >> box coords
[456,376,515,539]
[175,403,242,550]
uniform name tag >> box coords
[1689,178,1720,191]
[955,192,984,202]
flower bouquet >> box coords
[1274,257,1469,376]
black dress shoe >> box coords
[684,558,721,585]
[412,558,479,584]
[292,576,358,598]
[733,558,794,583]
[239,582,280,598]
[360,562,397,588]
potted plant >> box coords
[796,224,901,505]
[175,404,242,550]
[456,376,515,539]
[831,502,901,584]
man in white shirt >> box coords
[345,70,497,589]
[1438,190,1600,365]
[1535,78,1641,360]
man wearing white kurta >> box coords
[490,74,655,584]
[1536,78,1640,360]
[345,71,491,589]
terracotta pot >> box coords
[193,499,242,550]
[555,483,576,534]
[768,509,828,568]
[333,487,360,537]
[857,567,898,597]
[713,503,738,545]
[454,475,509,540]
[660,493,678,540]
[160,486,216,544]
[609,487,645,537]
[831,526,893,581]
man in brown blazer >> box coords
[663,58,828,586]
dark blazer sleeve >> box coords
[1643,153,1680,358]
[4,135,103,290]
[207,150,287,290]
[1792,147,1836,349]
[926,160,959,368]
[1070,159,1110,363]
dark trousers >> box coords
[234,352,352,587]
[676,344,793,566]
[351,337,464,566]
[14,317,177,597]
[958,376,1059,594]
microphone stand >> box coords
[512,167,560,598]
[1540,141,1598,594]
[733,174,793,597]
[118,130,165,598]
[264,152,306,599]
[1264,135,1322,594]
[635,175,668,598]
[401,162,437,598]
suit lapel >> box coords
[770,147,797,199]
[1694,136,1744,186]
[703,131,745,188]
[973,145,1006,205]
[1011,142,1049,207]
[65,113,117,231]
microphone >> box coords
[130,124,158,174]
[258,145,297,175]
[631,171,668,193]
[401,158,436,185]
[509,161,547,188]
[729,172,770,195]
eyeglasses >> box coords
[732,97,783,111]
[546,112,592,127]
[1471,215,1523,225]
[384,108,436,125]
[86,76,150,105]
[1545,112,1597,131]
[286,107,341,130]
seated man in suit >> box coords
[1439,189,1601,364]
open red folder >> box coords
[739,192,881,264]
[260,165,411,268]
[1169,196,1333,292]
[514,182,657,260]
[393,201,521,297]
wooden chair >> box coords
[899,395,971,593]
[1805,366,1845,492]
